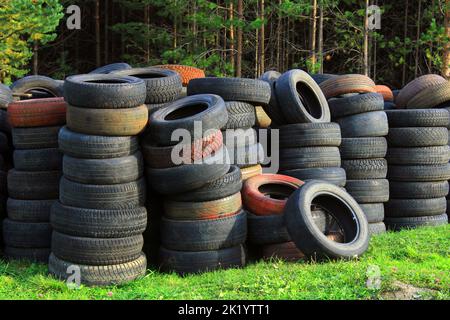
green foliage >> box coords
[0,0,64,83]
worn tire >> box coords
[385,198,447,218]
[342,159,388,180]
[336,111,389,138]
[12,126,60,150]
[188,78,271,106]
[375,85,394,102]
[279,123,341,147]
[11,75,63,99]
[368,223,386,235]
[7,199,55,223]
[345,179,389,204]
[389,181,449,199]
[67,104,148,136]
[14,148,62,171]
[2,219,51,248]
[52,232,144,266]
[8,170,61,200]
[387,127,448,147]
[60,177,146,210]
[63,153,143,184]
[7,97,66,128]
[0,84,13,109]
[64,74,146,109]
[224,101,256,129]
[387,164,450,182]
[340,137,387,159]
[160,211,247,251]
[328,93,384,118]
[319,74,376,99]
[407,81,450,109]
[386,214,448,230]
[58,127,139,159]
[51,202,147,238]
[395,74,447,107]
[280,147,341,171]
[280,167,347,187]
[386,146,450,165]
[154,64,205,86]
[385,109,450,128]
[89,62,132,74]
[359,203,385,223]
[48,252,146,286]
[112,67,182,104]
[241,165,263,181]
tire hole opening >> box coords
[296,82,323,119]
[165,103,208,120]
[258,183,297,200]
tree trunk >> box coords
[236,0,243,77]
[33,41,38,75]
[310,0,317,73]
[276,0,282,71]
[104,0,109,64]
[121,4,125,58]
[95,0,101,67]
[402,0,409,86]
[363,0,369,76]
[414,0,422,78]
[259,0,265,76]
[318,2,324,74]
[443,0,450,78]
[145,4,150,64]
[229,1,235,75]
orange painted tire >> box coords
[155,65,205,86]
[242,174,304,216]
[8,98,67,128]
[319,74,376,99]
[241,165,263,181]
[164,192,242,220]
[374,85,394,102]
[142,129,223,169]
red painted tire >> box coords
[374,85,394,102]
[142,129,223,168]
[8,98,67,128]
[242,174,304,216]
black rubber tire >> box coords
[4,247,50,263]
[0,171,6,195]
[146,102,170,116]
[342,159,388,180]
[386,109,450,128]
[11,75,63,98]
[280,167,346,187]
[2,219,51,248]
[368,223,386,235]
[112,67,183,104]
[359,203,385,223]
[340,137,387,159]
[7,199,55,223]
[58,127,139,159]
[170,166,242,202]
[387,127,449,147]
[384,102,396,110]
[0,83,13,108]
[385,198,447,217]
[284,181,370,259]
[389,181,449,199]
[159,245,245,275]
[224,101,256,129]
[146,148,230,195]
[187,78,271,106]
[48,252,147,287]
[279,147,341,171]
[0,132,8,153]
[279,123,341,147]
[276,70,331,123]
[52,231,144,266]
[345,179,390,204]
[149,94,228,146]
[89,62,132,74]
[63,152,143,185]
[0,109,11,133]
[386,214,448,231]
[160,211,247,251]
[8,170,61,200]
[386,146,450,165]
[50,202,147,238]
[13,148,62,171]
[247,209,329,245]
[336,111,389,138]
[12,126,60,150]
[387,164,450,182]
[64,74,146,109]
[259,71,286,125]
[328,93,384,118]
[59,177,146,210]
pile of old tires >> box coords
[384,109,450,229]
[2,98,66,262]
[144,93,247,274]
[187,77,270,181]
[321,74,389,235]
[49,74,148,286]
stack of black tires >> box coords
[49,74,148,286]
[323,75,389,235]
[144,94,247,274]
[384,109,450,230]
[3,98,66,262]
[187,77,270,181]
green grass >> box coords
[0,225,448,300]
